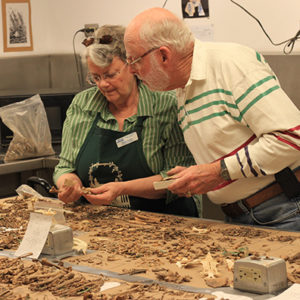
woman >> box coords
[53,25,200,217]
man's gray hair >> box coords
[84,25,127,67]
[139,18,194,54]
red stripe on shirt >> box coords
[213,179,237,190]
[213,128,300,192]
[212,134,256,191]
[214,134,256,162]
[275,135,300,151]
[288,125,300,132]
[278,129,300,140]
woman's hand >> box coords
[56,173,83,204]
[83,182,124,205]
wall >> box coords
[0,54,85,95]
[0,0,300,57]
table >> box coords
[0,195,299,299]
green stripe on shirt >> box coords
[179,77,280,131]
[179,89,232,113]
[240,85,280,118]
[256,52,262,62]
[236,75,276,105]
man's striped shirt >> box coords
[177,39,300,204]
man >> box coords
[124,7,300,230]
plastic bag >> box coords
[16,184,44,198]
[0,94,55,162]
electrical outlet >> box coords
[233,256,287,294]
[84,23,99,37]
[236,266,262,282]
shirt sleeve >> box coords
[53,92,96,184]
[52,103,77,184]
[225,67,300,179]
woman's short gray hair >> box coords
[84,25,126,67]
[139,18,194,54]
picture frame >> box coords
[1,0,33,52]
[182,0,209,19]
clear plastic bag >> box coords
[0,94,55,162]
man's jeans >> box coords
[226,193,300,231]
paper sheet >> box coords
[14,212,52,259]
[268,284,300,300]
[153,179,175,190]
[34,199,66,224]
[100,281,121,291]
[210,284,300,300]
[185,20,214,41]
[211,292,252,300]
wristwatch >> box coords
[220,159,231,181]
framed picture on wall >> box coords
[182,0,209,19]
[1,0,33,52]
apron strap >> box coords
[135,116,147,134]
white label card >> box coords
[153,179,176,190]
[116,132,138,148]
[268,284,300,300]
[15,212,53,259]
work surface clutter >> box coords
[0,195,300,299]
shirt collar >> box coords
[82,87,106,112]
[185,39,207,87]
[82,84,153,120]
[136,83,154,117]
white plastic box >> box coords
[234,256,288,294]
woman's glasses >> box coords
[86,63,128,85]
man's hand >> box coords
[167,161,224,196]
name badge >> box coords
[116,132,138,148]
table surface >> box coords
[0,196,299,299]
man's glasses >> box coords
[86,63,127,85]
[126,47,159,66]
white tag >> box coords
[15,212,53,259]
[268,284,300,300]
[116,132,138,148]
[100,281,121,291]
[153,179,176,190]
[34,200,66,225]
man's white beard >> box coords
[141,55,170,91]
